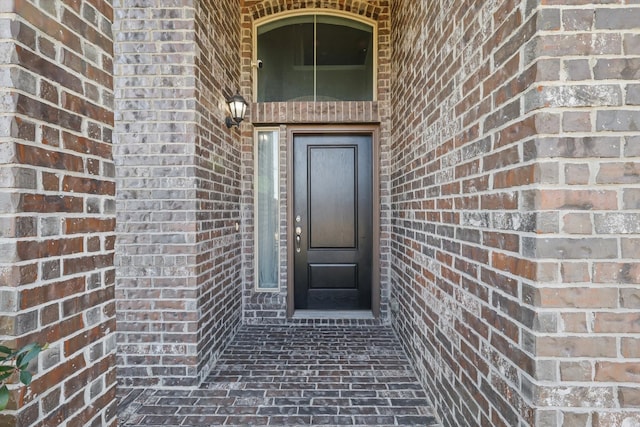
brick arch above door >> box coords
[239,0,392,118]
[243,0,386,22]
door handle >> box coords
[295,226,302,253]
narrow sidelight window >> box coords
[255,129,280,291]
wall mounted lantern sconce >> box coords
[225,93,248,128]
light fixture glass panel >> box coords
[255,129,280,290]
[229,98,247,121]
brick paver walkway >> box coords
[118,325,441,426]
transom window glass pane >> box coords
[257,15,374,102]
[255,130,279,291]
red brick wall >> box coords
[0,0,116,425]
[391,1,640,426]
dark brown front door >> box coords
[293,134,373,310]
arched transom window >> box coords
[256,14,376,102]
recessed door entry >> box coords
[293,134,373,310]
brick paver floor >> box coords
[118,325,441,426]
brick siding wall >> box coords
[391,1,640,426]
[3,0,635,424]
[0,0,116,426]
[239,0,392,323]
[194,0,243,381]
[114,0,243,388]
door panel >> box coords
[309,147,356,248]
[309,264,358,289]
[294,134,372,310]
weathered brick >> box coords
[595,8,640,30]
[624,34,640,55]
[16,237,84,261]
[594,213,640,234]
[562,111,591,132]
[562,9,593,32]
[594,313,640,334]
[493,164,537,189]
[594,261,640,284]
[560,262,591,283]
[540,189,617,210]
[595,362,640,382]
[560,360,593,382]
[596,58,640,81]
[627,84,640,105]
[537,384,617,409]
[538,287,618,309]
[565,164,591,186]
[597,162,640,185]
[564,412,593,426]
[0,288,18,311]
[621,238,640,259]
[622,338,640,358]
[625,135,640,157]
[525,136,621,160]
[484,99,521,131]
[562,213,592,234]
[525,237,618,260]
[597,110,640,132]
[481,192,518,210]
[526,33,621,61]
[619,388,640,409]
[16,143,84,171]
[536,8,560,31]
[534,409,560,427]
[525,84,622,111]
[0,166,36,189]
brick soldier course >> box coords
[0,0,638,426]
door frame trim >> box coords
[286,125,381,318]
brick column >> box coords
[114,0,243,388]
[523,4,640,425]
[0,1,116,426]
